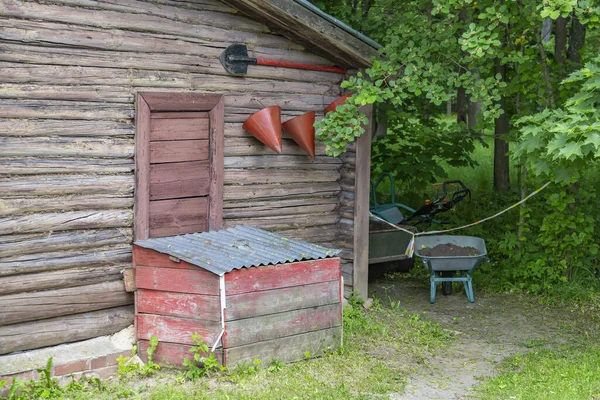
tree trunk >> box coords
[567,14,586,70]
[456,6,467,125]
[493,61,510,192]
[555,17,568,69]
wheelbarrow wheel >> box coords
[441,271,454,295]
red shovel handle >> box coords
[256,58,346,74]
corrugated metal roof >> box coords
[134,226,341,276]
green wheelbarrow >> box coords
[414,235,489,303]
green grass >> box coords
[473,344,600,400]
[2,303,453,400]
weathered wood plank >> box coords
[0,210,133,235]
[225,258,340,295]
[143,93,222,112]
[223,155,342,169]
[134,245,196,270]
[148,197,207,237]
[0,137,133,157]
[43,0,267,32]
[223,203,337,218]
[223,212,339,231]
[0,44,341,84]
[0,228,132,258]
[0,118,132,137]
[0,0,295,49]
[226,280,340,321]
[0,194,134,217]
[0,175,134,197]
[226,303,341,348]
[0,264,129,296]
[224,326,342,366]
[150,140,209,163]
[0,248,132,277]
[0,281,133,326]
[135,265,219,295]
[0,306,133,355]
[149,161,210,201]
[276,224,340,243]
[0,99,133,120]
[223,182,340,201]
[138,340,223,367]
[0,158,134,175]
[0,63,337,96]
[136,314,220,345]
[352,106,373,299]
[223,169,340,184]
[224,137,329,156]
[137,289,220,322]
[222,195,338,210]
[209,96,224,231]
[150,117,208,141]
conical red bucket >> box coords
[243,106,282,153]
[282,112,315,158]
[324,94,352,114]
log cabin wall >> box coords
[0,0,358,355]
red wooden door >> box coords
[135,94,224,240]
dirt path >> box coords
[369,277,594,400]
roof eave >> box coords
[222,0,379,69]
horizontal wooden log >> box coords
[224,137,329,156]
[136,314,220,346]
[0,158,134,175]
[0,20,335,68]
[0,0,296,49]
[0,175,134,197]
[0,281,133,326]
[0,228,132,258]
[136,289,220,322]
[0,99,133,120]
[0,137,133,157]
[223,203,337,219]
[44,0,267,32]
[276,224,340,244]
[339,167,356,180]
[0,118,133,137]
[225,258,340,295]
[227,280,340,321]
[226,303,341,348]
[0,194,134,217]
[0,247,132,277]
[135,265,219,295]
[0,263,129,296]
[0,43,341,84]
[0,63,337,96]
[0,210,133,235]
[224,326,342,366]
[223,182,340,200]
[112,0,236,13]
[224,212,339,231]
[223,155,341,169]
[138,340,223,367]
[0,306,133,355]
[223,195,338,210]
[224,169,340,185]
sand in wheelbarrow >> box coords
[419,243,480,257]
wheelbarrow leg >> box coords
[430,274,437,304]
[464,275,475,303]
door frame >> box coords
[134,92,224,240]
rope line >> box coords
[368,181,552,257]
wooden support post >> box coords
[353,105,373,299]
